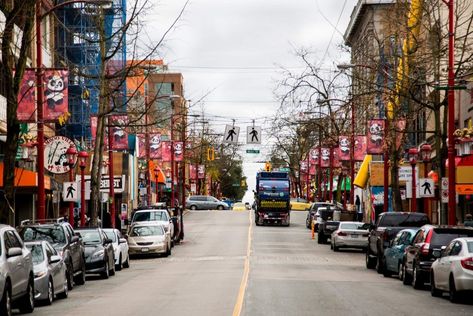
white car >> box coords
[330,221,369,251]
[431,237,473,302]
[103,229,130,271]
[127,223,172,257]
[131,209,174,245]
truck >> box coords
[365,212,430,273]
[254,171,291,226]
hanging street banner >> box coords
[174,141,184,162]
[320,147,330,168]
[110,115,128,150]
[246,126,261,144]
[309,147,319,165]
[189,165,197,180]
[63,181,78,202]
[44,136,76,174]
[354,135,367,161]
[17,69,36,122]
[367,119,385,154]
[137,133,146,158]
[43,69,69,121]
[224,125,240,143]
[161,141,172,161]
[149,133,162,159]
[197,164,205,179]
[339,136,350,161]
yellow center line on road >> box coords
[232,210,252,316]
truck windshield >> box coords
[378,214,429,227]
[259,180,289,191]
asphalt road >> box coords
[26,211,473,316]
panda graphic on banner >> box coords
[338,136,350,161]
[367,119,385,154]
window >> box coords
[449,241,462,256]
[26,245,45,264]
[104,231,117,242]
[413,229,426,244]
[130,225,164,237]
[77,230,102,245]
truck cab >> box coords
[255,172,291,226]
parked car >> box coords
[431,237,473,302]
[186,195,229,210]
[127,223,171,257]
[232,203,247,211]
[75,228,115,279]
[103,229,130,271]
[330,221,369,251]
[366,212,430,273]
[131,209,175,246]
[381,228,419,279]
[290,198,311,211]
[25,241,68,305]
[305,202,336,229]
[18,219,86,290]
[318,220,340,244]
[221,197,235,209]
[402,225,473,289]
[0,224,35,315]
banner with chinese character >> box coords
[197,164,205,179]
[137,134,146,158]
[320,147,331,168]
[110,115,128,150]
[189,165,197,180]
[338,135,350,161]
[367,119,385,154]
[309,147,319,165]
[90,116,97,139]
[309,164,316,175]
[174,142,184,162]
[300,160,308,173]
[149,133,161,159]
[354,135,367,161]
[43,69,69,121]
[333,148,342,168]
[17,69,36,122]
[161,141,172,162]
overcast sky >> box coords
[146,0,358,176]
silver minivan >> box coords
[186,195,229,210]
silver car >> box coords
[0,224,35,315]
[431,237,473,302]
[25,241,68,305]
[186,195,229,210]
[131,209,174,242]
[103,229,130,270]
[127,223,171,257]
[331,221,369,251]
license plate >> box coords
[141,247,149,252]
[351,234,359,238]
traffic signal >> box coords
[207,146,215,161]
[265,161,271,171]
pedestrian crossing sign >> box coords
[246,126,262,144]
[419,178,435,198]
[63,181,78,202]
[224,125,240,143]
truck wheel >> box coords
[317,232,323,244]
[365,249,376,269]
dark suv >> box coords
[402,225,473,289]
[18,219,86,290]
[305,202,335,229]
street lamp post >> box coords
[65,145,78,226]
[408,148,419,212]
[329,147,334,202]
[78,150,89,227]
[154,166,159,204]
[108,117,115,228]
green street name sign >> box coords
[246,149,260,154]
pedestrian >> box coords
[103,211,112,228]
[355,195,363,221]
[464,214,473,227]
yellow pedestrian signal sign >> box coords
[207,146,215,161]
[265,161,271,171]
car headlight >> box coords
[34,269,47,278]
[92,250,105,259]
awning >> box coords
[0,163,51,190]
[148,160,166,184]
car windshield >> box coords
[378,214,429,227]
[340,223,367,230]
[130,226,164,237]
[77,230,102,245]
[259,180,289,190]
[431,230,473,246]
[26,244,44,264]
[104,231,117,242]
[467,241,473,253]
[133,211,168,222]
[21,227,66,245]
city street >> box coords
[29,211,473,316]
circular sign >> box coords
[44,136,76,174]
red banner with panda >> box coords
[110,115,128,150]
[17,69,36,122]
[43,69,69,121]
[338,136,351,161]
[367,119,385,154]
[354,135,367,161]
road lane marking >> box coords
[232,210,252,316]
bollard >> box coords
[311,220,315,240]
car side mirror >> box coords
[71,235,79,243]
[432,249,442,258]
[7,247,22,258]
[104,238,113,245]
[50,255,61,264]
[119,238,127,244]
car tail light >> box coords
[382,231,389,241]
[420,243,430,256]
[461,257,473,270]
[337,231,347,236]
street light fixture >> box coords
[78,150,89,227]
[408,147,419,212]
[65,145,78,226]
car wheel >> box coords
[217,205,224,210]
[19,277,34,313]
[43,278,54,305]
[74,257,86,285]
[66,262,74,290]
[376,254,384,274]
[123,254,130,268]
[398,262,404,281]
[333,244,339,251]
[0,284,12,316]
[412,264,424,289]
[102,261,110,279]
[116,254,122,271]
[430,272,442,297]
[449,275,460,303]
[382,257,391,278]
[190,205,197,210]
[56,271,69,299]
[402,261,412,285]
[365,249,376,269]
[109,257,116,276]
